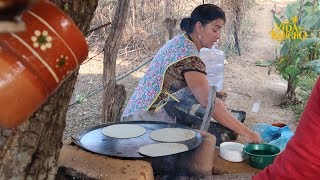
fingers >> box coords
[241,131,263,144]
[251,132,263,143]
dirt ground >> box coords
[223,0,297,128]
[65,0,298,140]
[62,0,301,179]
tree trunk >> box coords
[141,0,145,21]
[131,0,136,32]
[233,0,241,56]
[281,76,298,106]
[102,0,130,123]
[0,1,98,179]
[221,0,246,55]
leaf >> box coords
[303,0,314,6]
[280,42,290,57]
[273,14,281,27]
[63,3,69,11]
[303,59,320,73]
[277,63,289,79]
[294,57,300,67]
[282,72,289,80]
[301,12,320,30]
[285,65,301,77]
[75,94,87,104]
[311,15,320,30]
[292,77,299,89]
[298,37,320,49]
[285,4,297,19]
[255,60,276,67]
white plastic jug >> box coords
[199,47,225,91]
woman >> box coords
[122,3,261,143]
[122,4,262,175]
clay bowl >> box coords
[0,0,88,128]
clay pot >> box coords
[0,0,88,128]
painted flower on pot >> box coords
[56,55,68,69]
[56,55,70,79]
[31,30,52,51]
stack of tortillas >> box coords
[138,128,196,157]
[101,124,146,139]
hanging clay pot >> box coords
[0,0,88,128]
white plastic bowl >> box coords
[219,142,245,162]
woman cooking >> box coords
[122,4,262,175]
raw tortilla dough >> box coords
[138,143,188,157]
[101,124,146,138]
[150,128,196,142]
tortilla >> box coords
[149,128,196,142]
[138,143,188,157]
[101,124,146,139]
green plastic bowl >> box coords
[243,144,280,169]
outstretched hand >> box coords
[241,130,263,144]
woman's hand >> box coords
[241,130,263,144]
[183,71,263,144]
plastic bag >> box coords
[253,123,294,151]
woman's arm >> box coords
[184,71,262,143]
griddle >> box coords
[72,121,202,158]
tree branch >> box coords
[85,22,111,36]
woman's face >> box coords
[196,18,224,48]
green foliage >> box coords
[75,94,87,104]
[63,3,69,11]
[260,0,320,104]
[285,2,299,19]
[273,14,281,26]
[301,12,320,30]
[286,72,318,119]
[297,37,320,48]
[303,59,320,73]
[255,60,275,67]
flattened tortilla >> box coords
[138,143,188,157]
[150,128,196,142]
[101,124,146,138]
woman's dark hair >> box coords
[180,4,226,34]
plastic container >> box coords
[251,100,261,113]
[0,1,88,128]
[243,143,281,169]
[219,142,245,162]
[199,47,225,91]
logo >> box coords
[270,16,308,41]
